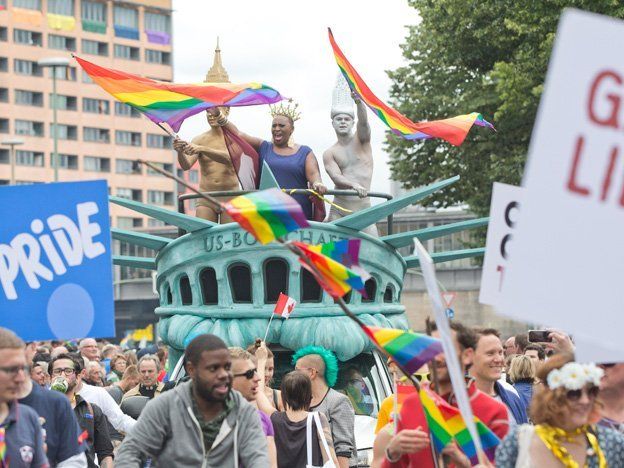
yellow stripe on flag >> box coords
[229,196,275,244]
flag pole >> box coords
[263,313,275,343]
[156,122,179,139]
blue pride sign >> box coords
[0,180,114,341]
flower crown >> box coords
[546,362,604,390]
[270,99,301,122]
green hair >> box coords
[292,345,339,387]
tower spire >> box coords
[205,37,229,83]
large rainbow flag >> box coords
[74,55,284,132]
[224,188,309,245]
[293,241,367,298]
[419,386,500,464]
[362,326,442,375]
[328,29,495,146]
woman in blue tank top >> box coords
[209,105,327,219]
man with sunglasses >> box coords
[229,347,278,467]
[598,362,624,432]
[0,327,48,467]
[49,354,114,468]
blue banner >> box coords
[0,180,114,341]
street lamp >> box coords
[37,57,70,183]
[1,138,25,185]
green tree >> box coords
[387,1,624,219]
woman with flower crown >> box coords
[208,102,327,220]
[495,353,624,467]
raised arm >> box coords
[322,149,367,198]
[207,107,264,152]
[353,93,371,144]
[305,151,327,195]
[255,343,277,416]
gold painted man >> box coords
[173,42,239,222]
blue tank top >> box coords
[260,141,313,219]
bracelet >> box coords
[385,447,401,463]
[216,114,228,126]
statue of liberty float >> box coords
[75,30,495,460]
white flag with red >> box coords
[274,293,296,319]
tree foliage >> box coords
[387,1,624,217]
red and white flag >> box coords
[274,293,296,319]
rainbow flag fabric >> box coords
[0,427,6,466]
[225,188,309,244]
[419,386,500,463]
[292,241,367,298]
[75,55,284,132]
[328,29,495,147]
[362,326,443,375]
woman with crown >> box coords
[495,353,624,467]
[208,101,327,220]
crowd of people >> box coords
[2,323,624,467]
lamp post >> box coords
[1,138,24,185]
[37,57,70,182]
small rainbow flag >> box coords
[293,241,367,298]
[328,29,495,147]
[419,386,500,463]
[75,55,284,132]
[0,427,6,465]
[362,326,442,375]
[225,188,309,245]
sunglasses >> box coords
[600,363,617,369]
[414,373,430,383]
[566,385,599,401]
[233,368,257,380]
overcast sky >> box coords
[172,0,421,195]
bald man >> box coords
[293,347,355,468]
[79,338,100,362]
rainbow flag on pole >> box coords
[293,241,367,298]
[419,386,500,463]
[224,188,309,245]
[362,326,442,375]
[74,55,283,132]
[328,29,495,147]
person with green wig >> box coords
[293,345,356,467]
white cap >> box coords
[331,73,354,119]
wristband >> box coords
[385,447,401,463]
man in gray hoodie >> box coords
[116,334,269,467]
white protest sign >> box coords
[479,183,523,306]
[500,9,624,353]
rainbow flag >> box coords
[292,241,367,298]
[306,239,370,282]
[225,188,309,244]
[328,29,495,147]
[74,55,284,132]
[362,326,442,375]
[0,427,6,466]
[419,386,500,463]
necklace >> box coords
[534,424,607,468]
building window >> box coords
[147,190,173,205]
[188,170,199,184]
[146,134,172,149]
[14,59,42,76]
[145,49,171,65]
[0,57,7,72]
[50,124,77,140]
[200,268,218,305]
[15,120,44,137]
[362,278,377,303]
[48,0,74,16]
[55,153,78,170]
[15,89,43,107]
[84,156,110,172]
[81,39,108,56]
[14,0,41,9]
[383,285,394,303]
[264,258,289,303]
[116,130,141,146]
[0,119,8,134]
[116,187,142,202]
[113,44,140,60]
[146,162,173,176]
[16,150,44,167]
[300,268,322,303]
[113,5,138,28]
[0,88,7,102]
[82,97,109,114]
[114,102,140,118]
[83,127,110,143]
[144,12,171,34]
[14,29,42,47]
[228,263,252,303]
[81,0,106,23]
[0,28,5,42]
[116,158,140,174]
[148,219,166,228]
[48,34,76,51]
[50,94,77,110]
[117,216,143,229]
[0,150,8,164]
[49,66,77,81]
